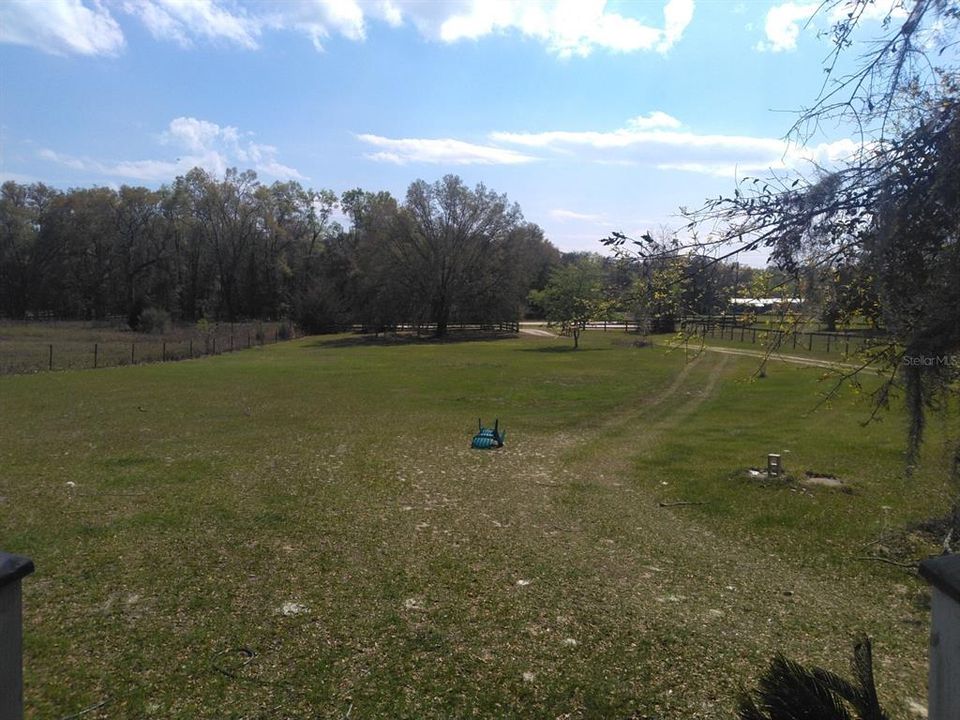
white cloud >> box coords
[261,0,368,50]
[491,116,859,178]
[755,0,908,53]
[123,0,259,49]
[660,0,695,51]
[654,161,768,177]
[378,0,404,27]
[258,160,307,179]
[551,208,604,222]
[122,0,383,51]
[626,111,683,130]
[40,148,180,181]
[355,112,857,179]
[755,2,817,53]
[39,117,306,182]
[162,116,225,153]
[0,0,125,56]
[356,134,537,165]
[1,0,695,57]
[436,0,694,57]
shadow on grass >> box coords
[518,345,612,353]
[304,331,520,350]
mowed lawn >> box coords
[1,331,952,718]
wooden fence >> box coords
[529,316,884,356]
[318,321,521,335]
[679,316,884,355]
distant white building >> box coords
[729,298,801,312]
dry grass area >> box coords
[0,331,950,718]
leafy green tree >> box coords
[57,186,121,319]
[0,182,60,318]
[340,188,409,332]
[395,175,522,336]
[529,255,608,349]
[115,185,166,327]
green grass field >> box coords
[1,331,953,718]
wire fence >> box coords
[0,321,300,375]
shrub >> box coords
[139,307,171,335]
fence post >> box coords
[826,335,831,353]
[919,554,960,719]
[131,343,135,365]
[752,329,757,344]
[48,344,53,371]
[189,339,193,358]
[740,326,745,342]
[93,343,98,369]
[162,342,166,362]
[0,551,35,720]
[808,333,813,351]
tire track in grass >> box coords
[527,351,927,716]
[562,353,730,485]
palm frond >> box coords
[738,654,853,720]
[737,637,891,720]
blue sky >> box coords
[0,0,901,258]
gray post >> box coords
[920,554,960,720]
[0,552,35,720]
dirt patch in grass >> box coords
[801,471,851,491]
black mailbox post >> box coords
[0,552,34,720]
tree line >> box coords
[0,171,567,335]
[1,169,767,337]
